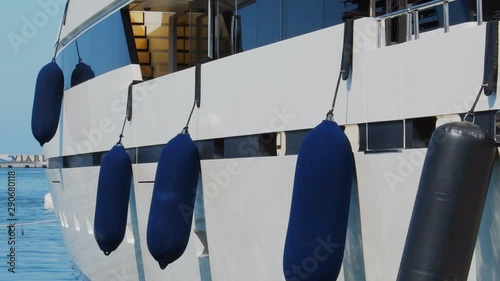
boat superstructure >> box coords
[41,0,500,280]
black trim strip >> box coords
[127,80,142,122]
[48,130,308,169]
[195,63,201,108]
[483,20,499,96]
[341,19,354,81]
[47,111,500,169]
[366,120,404,151]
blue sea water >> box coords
[0,168,89,280]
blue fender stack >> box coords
[284,119,354,281]
[94,144,133,256]
[147,131,200,269]
[397,121,496,281]
[31,60,64,146]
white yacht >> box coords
[35,0,500,280]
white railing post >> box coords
[477,0,483,25]
[376,0,456,47]
[443,1,450,33]
[406,12,413,42]
[377,20,383,48]
[370,0,377,17]
[208,0,213,59]
[413,11,420,40]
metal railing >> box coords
[374,0,484,48]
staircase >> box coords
[130,11,172,80]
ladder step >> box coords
[130,12,144,24]
[135,38,149,50]
[132,25,146,37]
[137,52,151,64]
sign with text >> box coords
[0,155,47,163]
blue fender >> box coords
[31,61,64,146]
[284,120,354,281]
[147,133,200,269]
[94,144,132,256]
[71,61,95,87]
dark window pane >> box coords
[240,3,257,51]
[240,0,282,50]
[324,0,349,28]
[256,0,282,46]
[240,0,348,48]
[57,11,132,89]
[283,0,324,39]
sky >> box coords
[0,1,64,155]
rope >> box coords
[184,100,198,131]
[117,81,139,143]
[52,0,71,60]
[52,19,65,60]
[118,115,127,144]
[463,84,486,123]
[75,40,82,62]
[327,70,345,117]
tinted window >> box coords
[240,0,350,51]
[56,11,132,89]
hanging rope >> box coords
[75,40,82,62]
[52,20,65,60]
[326,19,353,119]
[117,81,140,143]
[118,115,127,144]
[463,84,486,123]
[183,100,198,132]
[52,0,71,60]
[326,70,345,118]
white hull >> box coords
[45,17,500,281]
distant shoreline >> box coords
[0,154,47,168]
[0,165,47,168]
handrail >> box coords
[376,0,456,21]
[376,0,484,48]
